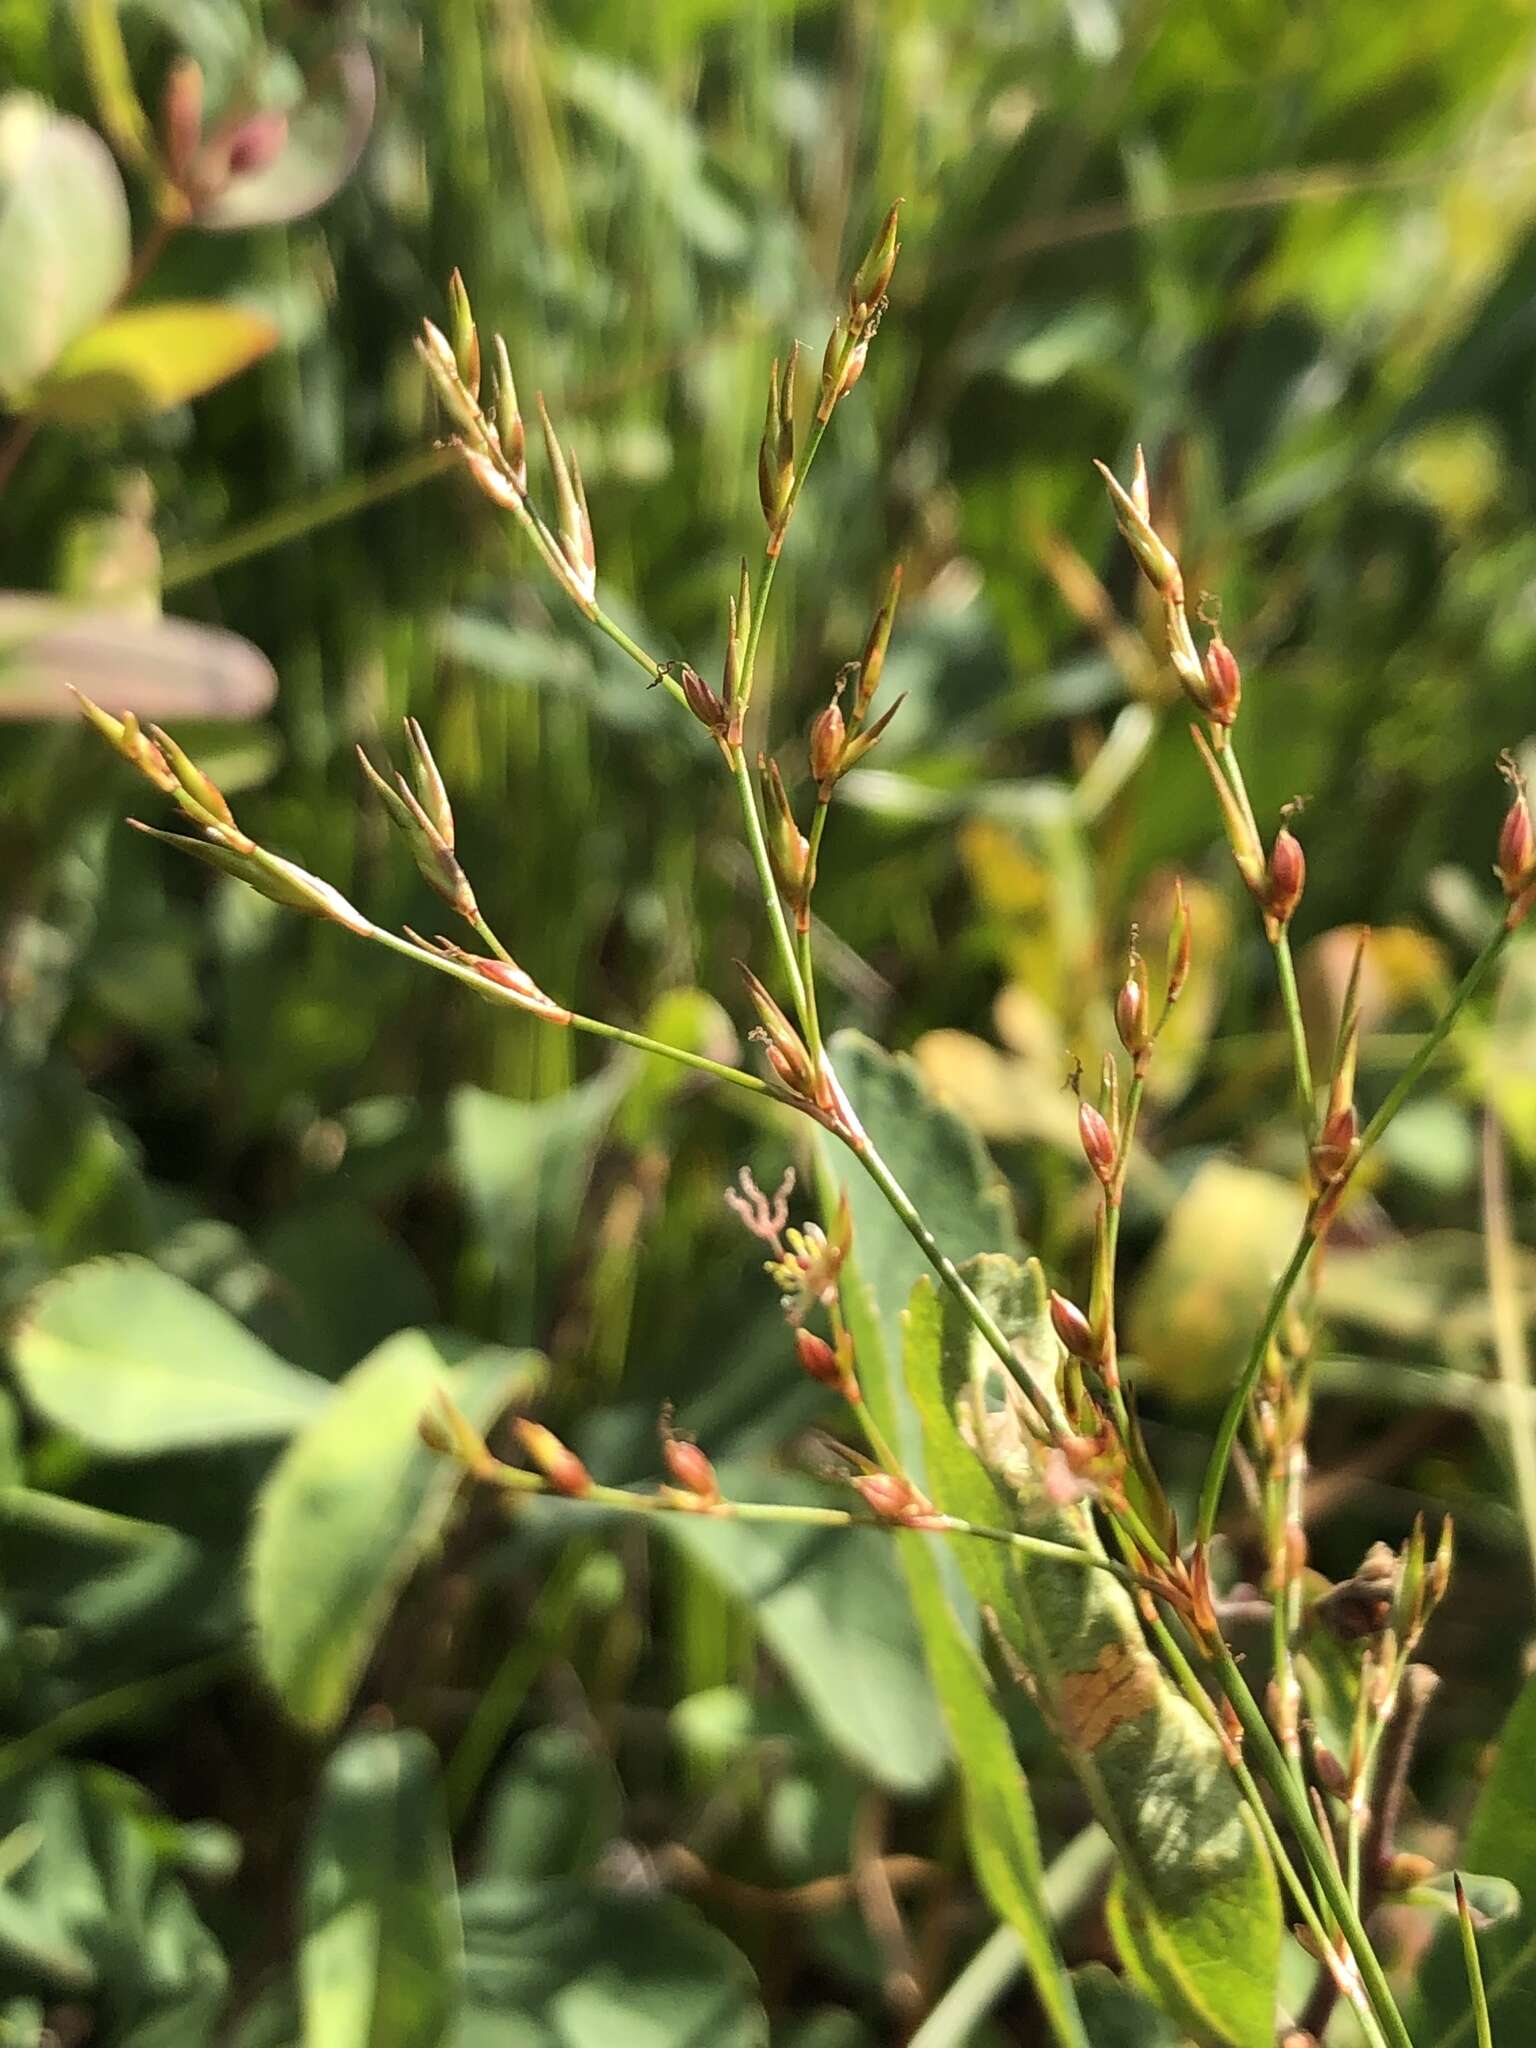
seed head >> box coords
[1078,1100,1118,1187]
[1265,822,1306,928]
[1115,950,1150,1059]
[810,701,846,787]
[849,200,901,316]
[1203,632,1241,727]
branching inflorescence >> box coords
[78,207,1533,2048]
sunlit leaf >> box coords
[35,303,280,424]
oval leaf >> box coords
[8,1256,328,1452]
[0,94,130,399]
[249,1331,543,1732]
[197,47,376,230]
[0,594,277,721]
[35,303,280,424]
[300,1728,461,2048]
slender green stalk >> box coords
[729,743,808,1015]
[473,1452,1150,1590]
[1145,1608,1392,2048]
[1196,920,1512,1546]
[1211,1642,1414,2048]
[796,800,833,1067]
[160,447,456,591]
[363,921,773,1099]
[1481,1108,1536,1592]
[1456,1876,1494,2048]
[1222,743,1313,1129]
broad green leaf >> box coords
[823,1034,1279,2047]
[475,1729,621,1885]
[1411,1672,1536,2044]
[1070,1962,1183,2046]
[0,94,130,399]
[34,303,280,424]
[8,1257,329,1452]
[665,1466,949,1796]
[0,1763,227,2032]
[250,1332,542,1732]
[814,1032,1085,2047]
[912,1254,1281,2048]
[458,1878,767,2048]
[300,1729,461,2048]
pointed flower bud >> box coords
[72,690,178,796]
[738,963,817,1100]
[855,1471,921,1523]
[1497,757,1535,899]
[447,269,480,397]
[160,58,204,189]
[417,320,485,441]
[537,395,596,604]
[1203,632,1241,727]
[357,732,477,922]
[1190,725,1266,895]
[854,564,903,724]
[837,694,906,776]
[1128,443,1151,523]
[761,756,809,899]
[1049,1291,1098,1362]
[1265,822,1306,928]
[663,1435,720,1506]
[795,1329,843,1388]
[1115,950,1151,1059]
[148,723,244,837]
[759,348,798,546]
[1094,458,1183,601]
[850,200,901,316]
[669,662,730,744]
[810,701,846,787]
[514,1419,591,1497]
[128,822,372,935]
[490,334,526,494]
[1078,1100,1118,1187]
[1165,876,1192,1010]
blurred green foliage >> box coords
[5,0,1536,2040]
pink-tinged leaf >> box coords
[196,46,375,230]
[0,596,276,722]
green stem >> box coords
[160,447,456,591]
[475,1454,1148,1589]
[1482,1108,1536,1592]
[797,799,832,1066]
[1273,928,1315,1130]
[729,743,809,1016]
[363,921,772,1100]
[1196,920,1512,1546]
[1212,1642,1413,2048]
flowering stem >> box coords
[1211,1642,1414,2048]
[729,743,809,1017]
[471,1452,1150,1589]
[1196,919,1512,1547]
[797,799,833,1067]
[1222,742,1314,1129]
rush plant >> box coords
[77,211,1534,2048]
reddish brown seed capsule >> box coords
[795,1329,842,1387]
[809,702,846,785]
[514,1419,591,1497]
[1498,786,1535,897]
[1049,1291,1097,1361]
[1311,1104,1358,1185]
[855,1472,917,1522]
[1203,633,1241,727]
[663,1437,720,1505]
[1265,826,1306,926]
[1114,959,1150,1059]
[1078,1100,1117,1187]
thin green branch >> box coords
[1196,920,1512,1546]
[728,744,808,1017]
[1481,1107,1536,1592]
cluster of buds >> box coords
[158,58,289,221]
[734,965,863,1136]
[802,567,908,802]
[1497,754,1536,925]
[74,694,372,937]
[1095,452,1243,732]
[759,347,799,551]
[358,719,477,922]
[416,279,595,612]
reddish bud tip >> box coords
[1078,1100,1118,1187]
[663,1437,720,1504]
[514,1419,591,1497]
[1265,826,1306,927]
[1203,633,1241,727]
[1498,786,1535,898]
[855,1471,917,1522]
[225,109,288,178]
[1311,1104,1358,1186]
[1049,1291,1097,1361]
[795,1329,843,1388]
[1114,957,1150,1059]
[809,702,846,786]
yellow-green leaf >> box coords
[35,302,279,422]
